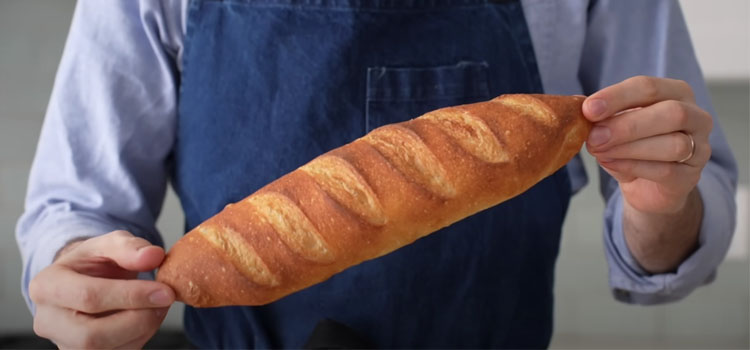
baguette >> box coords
[156,94,591,307]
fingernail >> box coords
[149,290,171,306]
[588,126,611,147]
[586,99,607,118]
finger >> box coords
[59,230,166,272]
[32,304,62,345]
[35,305,164,349]
[115,308,168,350]
[591,132,695,163]
[32,266,174,313]
[586,100,712,150]
[598,159,700,189]
[598,160,636,184]
[69,255,140,279]
[99,308,166,349]
[584,76,695,121]
[593,132,711,169]
[116,333,155,350]
[34,306,97,349]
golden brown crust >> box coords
[156,94,592,307]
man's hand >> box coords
[583,76,711,273]
[29,230,175,349]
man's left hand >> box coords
[583,75,712,215]
[583,76,711,273]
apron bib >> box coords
[173,0,572,348]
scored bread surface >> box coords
[299,155,387,226]
[157,94,592,307]
[246,193,335,263]
[364,124,456,198]
[422,109,509,163]
[197,225,279,287]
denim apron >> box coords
[173,0,572,348]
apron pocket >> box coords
[365,61,491,132]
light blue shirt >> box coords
[16,0,738,313]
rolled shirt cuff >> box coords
[603,169,735,305]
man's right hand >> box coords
[29,230,175,349]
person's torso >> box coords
[172,0,572,348]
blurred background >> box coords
[0,0,747,348]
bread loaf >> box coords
[156,94,591,307]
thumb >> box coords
[62,230,165,272]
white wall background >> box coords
[681,0,750,81]
[0,0,747,348]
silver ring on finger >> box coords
[677,131,695,164]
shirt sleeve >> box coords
[15,0,186,313]
[578,0,739,304]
